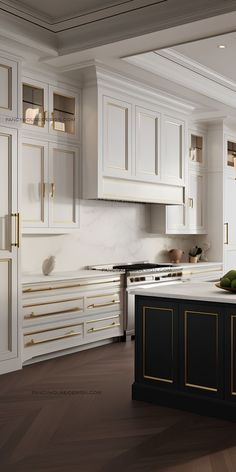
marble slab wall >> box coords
[22,200,199,273]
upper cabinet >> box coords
[103,95,132,178]
[83,68,187,204]
[21,137,80,233]
[162,115,185,186]
[22,76,80,139]
[151,123,207,235]
[0,55,19,121]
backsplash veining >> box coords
[22,199,199,273]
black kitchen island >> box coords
[132,281,236,421]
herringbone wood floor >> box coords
[1,342,236,472]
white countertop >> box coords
[22,270,121,284]
[133,281,236,304]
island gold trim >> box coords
[231,315,236,396]
[143,306,174,384]
[184,310,218,392]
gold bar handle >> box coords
[11,213,20,248]
[22,279,119,293]
[50,183,55,198]
[87,300,119,309]
[25,330,81,347]
[87,322,120,333]
[224,222,229,245]
[24,307,82,319]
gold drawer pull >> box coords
[87,322,120,333]
[11,213,20,248]
[25,330,81,347]
[23,279,120,293]
[24,307,82,319]
[87,300,119,309]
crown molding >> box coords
[124,51,236,110]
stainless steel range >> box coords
[88,261,183,338]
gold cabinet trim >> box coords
[24,322,83,336]
[231,315,236,396]
[23,296,83,308]
[87,300,120,309]
[25,330,81,347]
[87,315,120,324]
[87,292,119,299]
[87,322,120,333]
[24,306,82,319]
[22,279,120,293]
[184,310,219,392]
[143,306,174,384]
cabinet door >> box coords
[166,203,187,234]
[135,296,179,388]
[162,115,185,185]
[0,56,18,119]
[135,106,160,182]
[49,85,80,139]
[103,95,132,178]
[21,138,49,229]
[22,77,48,132]
[48,143,79,229]
[180,303,224,397]
[224,176,236,272]
[225,310,236,401]
[188,171,206,232]
[0,127,20,374]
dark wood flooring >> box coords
[1,342,236,471]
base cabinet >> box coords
[134,296,236,420]
[22,275,123,363]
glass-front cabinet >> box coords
[22,79,79,138]
[0,56,18,119]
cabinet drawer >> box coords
[23,296,83,321]
[86,314,122,337]
[24,322,83,348]
[22,277,121,299]
[85,292,120,313]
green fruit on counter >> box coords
[220,277,231,288]
[223,270,236,281]
[231,279,236,289]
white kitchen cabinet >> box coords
[21,137,80,233]
[22,78,48,132]
[103,95,132,178]
[83,68,185,204]
[22,274,123,363]
[135,105,160,182]
[0,55,18,120]
[22,77,80,139]
[0,126,21,375]
[224,175,236,272]
[22,138,49,228]
[188,170,206,232]
[162,115,185,185]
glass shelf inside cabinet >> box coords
[23,84,45,127]
[189,134,203,163]
[52,93,75,134]
[227,141,236,168]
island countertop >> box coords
[132,280,236,304]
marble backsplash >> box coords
[22,199,200,273]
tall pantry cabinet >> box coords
[0,54,21,375]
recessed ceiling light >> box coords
[218,44,226,49]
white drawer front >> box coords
[85,291,121,313]
[23,296,83,321]
[86,314,122,339]
[24,323,83,348]
[22,277,121,299]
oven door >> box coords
[126,280,183,337]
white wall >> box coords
[22,199,199,274]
